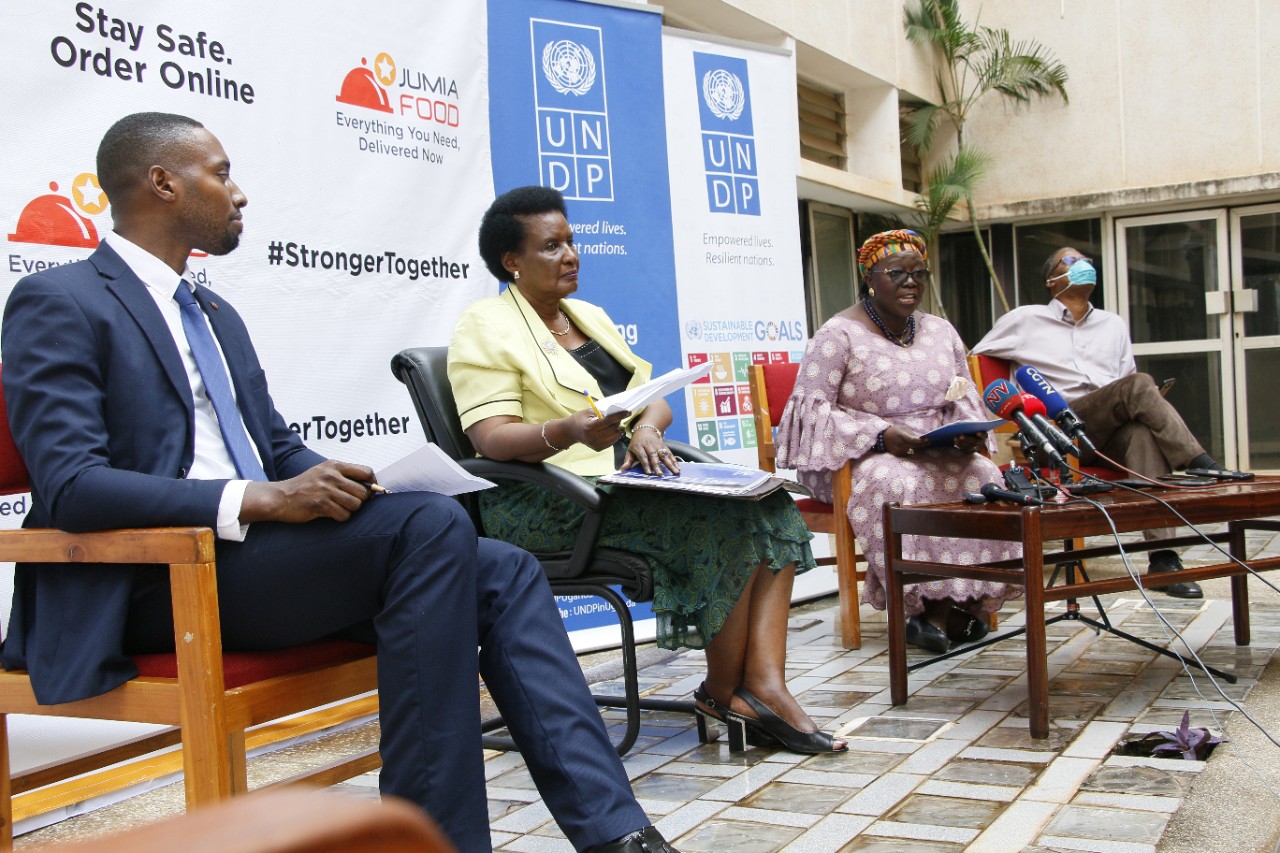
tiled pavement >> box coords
[16,523,1280,851]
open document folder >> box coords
[592,362,714,416]
[375,443,495,496]
[599,462,810,500]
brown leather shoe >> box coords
[586,826,680,853]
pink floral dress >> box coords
[776,313,1022,616]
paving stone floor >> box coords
[16,523,1280,852]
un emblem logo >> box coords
[702,69,745,120]
[685,320,701,340]
[542,40,596,96]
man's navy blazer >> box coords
[0,243,324,704]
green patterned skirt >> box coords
[479,479,816,650]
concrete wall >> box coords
[961,0,1280,213]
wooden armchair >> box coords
[747,363,864,649]
[0,366,380,848]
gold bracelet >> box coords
[631,423,663,440]
[541,421,566,452]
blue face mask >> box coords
[1050,258,1096,288]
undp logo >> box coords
[702,69,745,121]
[531,20,614,202]
[542,40,596,96]
[693,52,759,217]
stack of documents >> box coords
[376,443,495,496]
[600,462,782,498]
[592,362,714,416]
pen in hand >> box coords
[582,389,604,419]
[367,483,391,495]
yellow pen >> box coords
[582,389,604,419]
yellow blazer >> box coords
[448,286,653,476]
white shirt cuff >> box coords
[217,480,252,541]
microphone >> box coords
[982,379,1066,466]
[1014,365,1098,454]
[980,482,1047,505]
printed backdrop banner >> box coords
[488,0,682,638]
[662,31,808,465]
[663,31,836,600]
[0,1,494,481]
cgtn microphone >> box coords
[1014,365,1098,454]
[982,379,1066,466]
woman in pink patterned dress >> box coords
[776,230,1021,654]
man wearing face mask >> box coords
[972,246,1226,598]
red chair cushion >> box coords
[0,365,32,496]
[761,362,801,416]
[793,497,834,514]
[132,640,375,689]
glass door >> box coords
[1114,211,1233,466]
[1231,205,1280,472]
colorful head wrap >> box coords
[857,229,928,279]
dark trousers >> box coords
[1073,372,1206,540]
[127,492,645,853]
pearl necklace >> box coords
[549,310,571,337]
[863,298,915,347]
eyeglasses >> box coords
[875,267,931,285]
[1058,255,1091,268]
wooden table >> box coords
[884,478,1280,738]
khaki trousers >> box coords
[1073,372,1206,540]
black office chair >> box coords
[391,346,714,755]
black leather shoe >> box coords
[945,609,990,645]
[1147,549,1203,599]
[905,615,951,654]
[586,826,680,853]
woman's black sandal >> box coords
[694,683,774,750]
[729,688,847,754]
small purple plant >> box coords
[1150,711,1225,761]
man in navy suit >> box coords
[1,113,677,853]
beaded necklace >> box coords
[863,298,915,347]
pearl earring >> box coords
[513,270,520,280]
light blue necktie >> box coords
[173,282,267,481]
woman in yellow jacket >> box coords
[448,186,844,755]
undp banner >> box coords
[662,32,809,466]
[663,33,835,599]
[488,0,681,643]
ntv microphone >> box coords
[982,379,1066,466]
[1013,365,1098,454]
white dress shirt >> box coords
[970,298,1136,402]
[103,232,256,540]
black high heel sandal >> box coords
[693,683,774,751]
[730,688,847,754]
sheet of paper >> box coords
[593,362,714,416]
[375,443,495,496]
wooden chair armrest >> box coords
[0,527,215,565]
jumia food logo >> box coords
[335,51,461,128]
